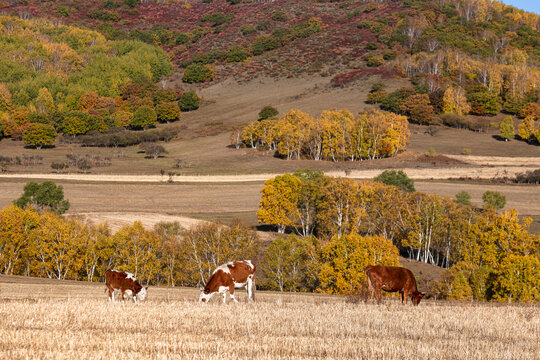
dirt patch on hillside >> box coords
[71,212,277,244]
[444,155,540,166]
[180,75,410,138]
[400,257,445,293]
[414,154,468,166]
[71,212,209,233]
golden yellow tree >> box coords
[34,88,55,115]
[443,85,471,115]
[0,83,13,112]
[257,174,302,233]
[0,205,39,275]
[320,109,353,161]
[241,121,263,149]
[490,254,540,303]
[112,221,162,285]
[517,116,537,142]
[318,234,400,295]
[317,177,362,237]
[29,213,85,280]
[79,223,111,282]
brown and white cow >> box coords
[105,269,148,303]
[364,265,425,306]
[199,260,256,303]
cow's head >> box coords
[412,291,425,306]
[199,287,213,303]
[137,286,148,302]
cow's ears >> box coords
[145,286,149,290]
[420,292,426,297]
[199,287,204,292]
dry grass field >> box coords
[0,276,538,359]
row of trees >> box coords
[234,109,410,161]
[0,202,400,296]
[0,204,258,286]
[256,170,539,301]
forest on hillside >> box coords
[1,0,540,150]
[0,14,202,148]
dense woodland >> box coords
[0,14,198,148]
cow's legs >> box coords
[374,281,382,304]
[400,290,405,304]
[365,275,373,304]
[229,285,238,303]
[108,287,114,302]
[222,290,227,304]
[403,290,409,304]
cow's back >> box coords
[230,260,256,283]
[105,269,119,287]
[106,269,143,294]
[365,265,417,293]
[203,260,255,293]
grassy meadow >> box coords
[0,276,538,359]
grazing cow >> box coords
[105,269,148,303]
[199,260,256,303]
[364,265,425,306]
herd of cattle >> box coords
[105,261,425,305]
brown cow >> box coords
[364,265,425,306]
[199,260,256,303]
[105,269,148,303]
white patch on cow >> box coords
[199,290,215,303]
[213,264,231,275]
[244,260,255,269]
[218,285,229,293]
[137,287,148,302]
[233,282,246,288]
[125,272,136,281]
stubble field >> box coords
[0,276,538,359]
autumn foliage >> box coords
[238,109,410,161]
[0,15,190,147]
[0,205,258,287]
[257,172,540,301]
